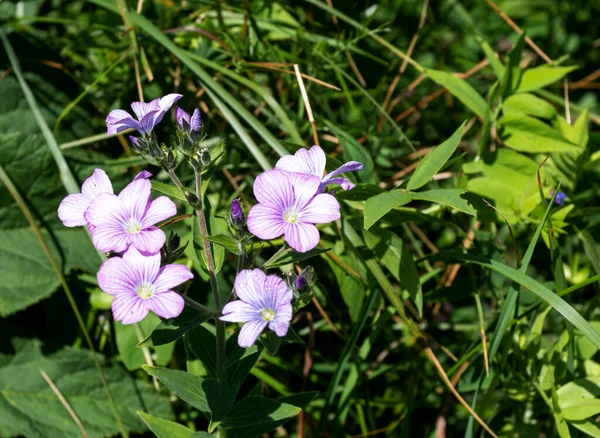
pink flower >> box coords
[58,169,114,227]
[247,170,340,253]
[275,145,363,192]
[106,94,182,136]
[220,269,293,348]
[98,247,193,324]
[85,177,176,255]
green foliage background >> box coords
[1,0,599,436]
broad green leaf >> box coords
[324,121,375,184]
[137,412,195,438]
[0,340,172,438]
[426,69,487,117]
[503,93,556,119]
[204,234,242,255]
[226,392,318,438]
[556,109,589,147]
[562,400,600,421]
[364,191,412,229]
[517,65,578,93]
[143,366,239,423]
[186,325,218,378]
[115,314,174,370]
[262,246,331,269]
[151,181,187,202]
[225,333,261,384]
[411,189,476,216]
[220,397,301,429]
[325,251,366,321]
[407,121,467,190]
[138,306,211,347]
[0,228,100,316]
[498,114,580,153]
[501,33,526,97]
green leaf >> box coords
[137,306,211,348]
[557,109,589,147]
[225,334,261,384]
[0,340,172,438]
[143,366,239,423]
[0,228,100,317]
[425,70,487,117]
[503,93,557,120]
[262,246,331,269]
[204,234,242,255]
[115,314,174,370]
[325,251,366,321]
[561,400,600,421]
[411,189,476,216]
[364,191,412,230]
[437,252,600,349]
[476,36,505,79]
[137,412,196,438]
[151,181,187,202]
[517,65,578,93]
[501,32,526,97]
[220,397,302,429]
[407,121,467,190]
[186,325,218,378]
[498,114,580,153]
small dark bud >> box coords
[199,148,211,167]
[168,233,180,252]
[231,199,245,225]
[295,266,314,291]
[295,275,308,291]
[165,149,175,169]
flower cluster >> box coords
[247,145,363,253]
[58,93,364,349]
[58,168,192,324]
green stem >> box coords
[0,164,129,438]
[194,168,227,382]
[181,294,219,317]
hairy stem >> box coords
[194,168,227,382]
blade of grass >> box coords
[1,30,79,194]
[0,164,128,438]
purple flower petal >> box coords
[140,196,177,228]
[90,223,130,253]
[97,257,138,295]
[153,94,183,126]
[287,173,321,209]
[112,294,149,324]
[220,301,259,323]
[106,110,140,135]
[324,161,363,180]
[265,275,292,307]
[234,269,268,307]
[252,170,294,206]
[190,108,202,132]
[269,305,292,336]
[85,193,122,227]
[58,193,90,227]
[81,169,114,198]
[138,110,161,134]
[130,227,166,255]
[322,177,355,191]
[154,264,194,293]
[283,222,320,253]
[131,100,158,119]
[275,145,326,178]
[300,193,340,224]
[122,247,160,284]
[247,203,285,240]
[175,106,190,128]
[134,170,153,181]
[146,291,185,319]
[118,179,152,221]
[238,319,268,348]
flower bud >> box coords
[231,199,245,225]
[295,275,308,291]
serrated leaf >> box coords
[426,70,487,117]
[0,340,172,438]
[407,121,467,190]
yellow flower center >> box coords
[260,308,275,321]
[283,210,299,223]
[125,219,142,234]
[136,284,154,299]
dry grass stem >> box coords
[40,368,88,437]
[294,64,320,145]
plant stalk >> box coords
[194,168,227,382]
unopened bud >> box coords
[295,275,308,291]
[231,199,245,225]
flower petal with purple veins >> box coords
[113,294,149,324]
[58,193,91,227]
[97,258,139,295]
[300,193,341,224]
[283,222,320,253]
[175,106,190,128]
[140,197,177,229]
[81,169,114,198]
[287,173,321,210]
[234,269,268,307]
[246,203,285,240]
[134,170,153,181]
[324,161,364,180]
[154,264,195,293]
[118,179,152,221]
[146,291,185,319]
[130,227,166,255]
[238,320,268,348]
[275,145,326,177]
[252,170,294,206]
[220,301,259,323]
[321,177,355,192]
[190,108,202,132]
